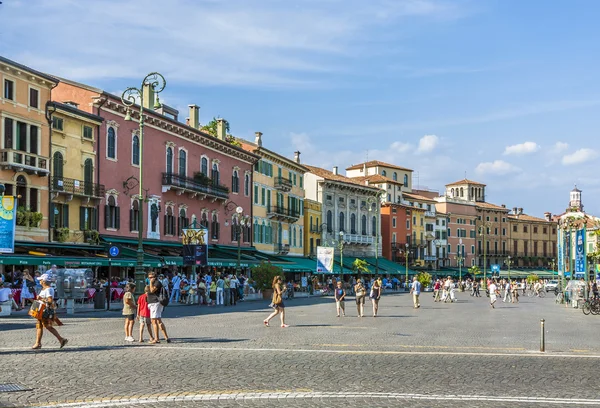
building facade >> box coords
[304,199,322,257]
[381,203,410,262]
[475,202,511,268]
[507,208,557,268]
[240,134,307,257]
[346,160,413,203]
[1,56,58,242]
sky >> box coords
[1,0,599,217]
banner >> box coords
[182,228,208,266]
[557,229,564,276]
[316,246,334,273]
[575,228,586,274]
[0,196,16,253]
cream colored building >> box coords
[346,160,413,202]
[304,199,322,257]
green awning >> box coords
[16,241,104,251]
[0,255,163,268]
[279,256,318,273]
[100,236,182,248]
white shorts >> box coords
[148,303,164,319]
[490,294,497,303]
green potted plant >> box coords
[352,258,369,276]
[85,229,100,244]
[526,274,540,284]
[55,227,70,243]
[415,271,432,290]
[251,261,283,299]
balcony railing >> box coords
[309,225,322,234]
[277,243,290,254]
[274,176,292,191]
[342,233,374,246]
[51,176,105,198]
[162,172,229,200]
[267,205,300,221]
[424,211,436,217]
[477,251,511,257]
[0,149,49,176]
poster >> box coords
[557,229,564,276]
[301,277,308,287]
[575,228,586,273]
[0,196,16,253]
[316,246,334,273]
[182,228,208,266]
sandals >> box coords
[32,345,41,350]
[281,324,289,328]
[149,340,161,344]
[59,339,68,349]
[263,320,270,327]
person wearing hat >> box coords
[32,274,68,350]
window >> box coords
[523,226,528,233]
[232,170,240,193]
[392,172,397,181]
[164,207,176,235]
[52,117,64,131]
[339,212,345,232]
[261,187,265,206]
[107,127,116,159]
[299,176,303,188]
[361,215,367,235]
[460,187,464,197]
[166,147,173,173]
[130,200,140,232]
[403,174,408,186]
[293,173,297,186]
[543,227,547,234]
[471,245,475,254]
[3,79,14,100]
[212,163,220,185]
[201,157,208,175]
[83,125,93,139]
[382,170,387,176]
[178,208,189,237]
[533,226,538,234]
[104,195,120,229]
[486,216,490,222]
[494,227,498,235]
[29,87,39,109]
[132,135,140,165]
[254,185,259,204]
[327,210,333,233]
[178,149,187,177]
[201,213,209,229]
[372,216,377,236]
[552,228,556,235]
[244,173,250,196]
[338,197,344,203]
[51,203,69,229]
[513,225,517,232]
[79,206,98,231]
[502,228,506,236]
[299,228,303,247]
[350,213,356,234]
[406,219,410,229]
[327,195,333,201]
[211,213,220,240]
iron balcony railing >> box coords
[267,205,300,220]
[0,149,49,175]
[274,176,293,191]
[162,172,229,200]
[342,233,374,245]
[51,176,105,198]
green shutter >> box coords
[254,185,259,204]
[79,207,86,230]
[300,176,303,188]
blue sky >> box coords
[2,0,599,217]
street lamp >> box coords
[454,255,464,282]
[478,221,493,289]
[327,231,345,276]
[367,193,384,275]
[231,206,251,274]
[433,239,441,271]
[550,257,556,281]
[121,72,166,295]
[505,255,513,281]
[404,243,411,290]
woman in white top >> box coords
[20,269,35,309]
[32,274,68,350]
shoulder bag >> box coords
[28,300,46,321]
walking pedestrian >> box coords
[209,279,217,306]
[263,276,289,328]
[169,272,182,303]
[122,283,136,342]
[230,274,239,305]
[224,275,231,306]
[354,278,366,317]
[489,280,499,309]
[334,281,346,317]
[410,276,421,308]
[31,274,68,350]
[20,269,35,309]
[147,272,171,344]
[433,279,441,302]
[137,286,154,343]
[503,280,512,303]
[511,280,519,303]
[216,275,224,305]
[370,278,382,317]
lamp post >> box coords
[231,206,251,274]
[404,243,410,290]
[550,258,556,281]
[121,73,166,295]
[339,231,344,275]
[433,239,441,272]
[367,193,383,275]
[454,255,464,282]
[478,221,492,288]
[505,255,513,281]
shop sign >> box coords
[0,196,17,253]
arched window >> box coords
[212,163,220,185]
[470,187,474,199]
[339,211,345,232]
[178,208,189,236]
[107,127,116,159]
[299,228,303,247]
[164,207,175,235]
[244,173,250,196]
[372,216,377,237]
[403,174,408,187]
[261,221,266,243]
[393,172,397,181]
[451,188,454,197]
[16,175,27,206]
[83,158,93,195]
[232,170,239,193]
[460,187,464,197]
[361,214,367,235]
[150,203,158,232]
[201,212,209,228]
[310,216,313,230]
[130,200,139,232]
[166,147,173,174]
[178,150,187,177]
[211,213,220,240]
[350,213,356,234]
[326,210,333,233]
[382,170,387,176]
[201,157,208,175]
[132,135,140,165]
[105,195,119,229]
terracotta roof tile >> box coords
[507,214,554,223]
[305,165,380,191]
[351,174,404,185]
[475,202,509,211]
[402,192,437,203]
[346,160,413,172]
[446,178,486,187]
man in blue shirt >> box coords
[410,276,422,309]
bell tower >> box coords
[568,185,583,212]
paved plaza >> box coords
[1,291,600,407]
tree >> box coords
[251,261,283,292]
[352,258,369,274]
[415,271,432,289]
[468,265,481,276]
[200,117,242,147]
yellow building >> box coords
[303,199,322,257]
[507,207,557,268]
[241,134,307,257]
[1,56,58,242]
[48,102,104,243]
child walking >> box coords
[122,283,136,342]
[334,281,346,317]
[137,286,155,343]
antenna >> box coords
[365,150,369,163]
[464,170,467,179]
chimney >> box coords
[544,212,552,221]
[362,163,367,173]
[512,207,517,215]
[294,151,301,163]
[501,204,506,208]
[142,83,155,110]
[255,131,263,147]
[518,207,523,215]
[188,104,200,129]
[333,166,338,175]
[216,118,226,141]
[185,118,190,126]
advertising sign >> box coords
[491,264,500,274]
[557,229,564,276]
[301,277,308,287]
[0,196,17,253]
[316,246,334,273]
[575,228,586,274]
[182,228,208,266]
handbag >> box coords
[28,300,46,321]
[272,291,282,305]
[42,306,55,320]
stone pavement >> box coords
[1,291,600,407]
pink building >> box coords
[53,80,258,262]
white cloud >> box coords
[553,142,569,152]
[561,148,597,165]
[503,141,540,155]
[475,160,521,175]
[417,135,439,153]
[390,141,412,153]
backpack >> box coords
[158,286,170,307]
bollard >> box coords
[540,319,545,352]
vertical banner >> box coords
[0,196,16,253]
[565,231,571,275]
[575,228,586,274]
[557,229,564,276]
[316,246,334,273]
[182,228,208,266]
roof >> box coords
[351,174,404,185]
[475,202,509,211]
[239,139,309,173]
[305,165,380,191]
[446,178,486,187]
[572,185,582,193]
[346,160,413,172]
[508,214,554,223]
[402,192,437,203]
[0,55,59,84]
[48,101,104,123]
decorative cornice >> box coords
[165,200,175,207]
[106,188,119,196]
[106,119,120,128]
[179,203,188,210]
[233,166,240,171]
[132,129,140,137]
[212,159,221,165]
[166,141,176,148]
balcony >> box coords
[274,176,292,192]
[309,225,323,234]
[0,149,49,176]
[267,205,300,222]
[341,233,374,246]
[277,243,290,255]
[477,251,511,257]
[162,172,229,201]
[424,255,437,261]
[424,211,436,217]
[51,176,105,199]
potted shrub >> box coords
[55,227,70,243]
[251,261,283,299]
[415,271,432,291]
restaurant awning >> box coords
[0,255,163,268]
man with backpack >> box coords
[147,271,171,344]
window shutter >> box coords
[129,209,134,231]
[49,203,55,228]
[80,207,86,230]
[177,217,181,237]
[92,208,98,230]
[115,206,120,229]
[4,118,13,149]
[164,215,167,234]
[63,204,69,228]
